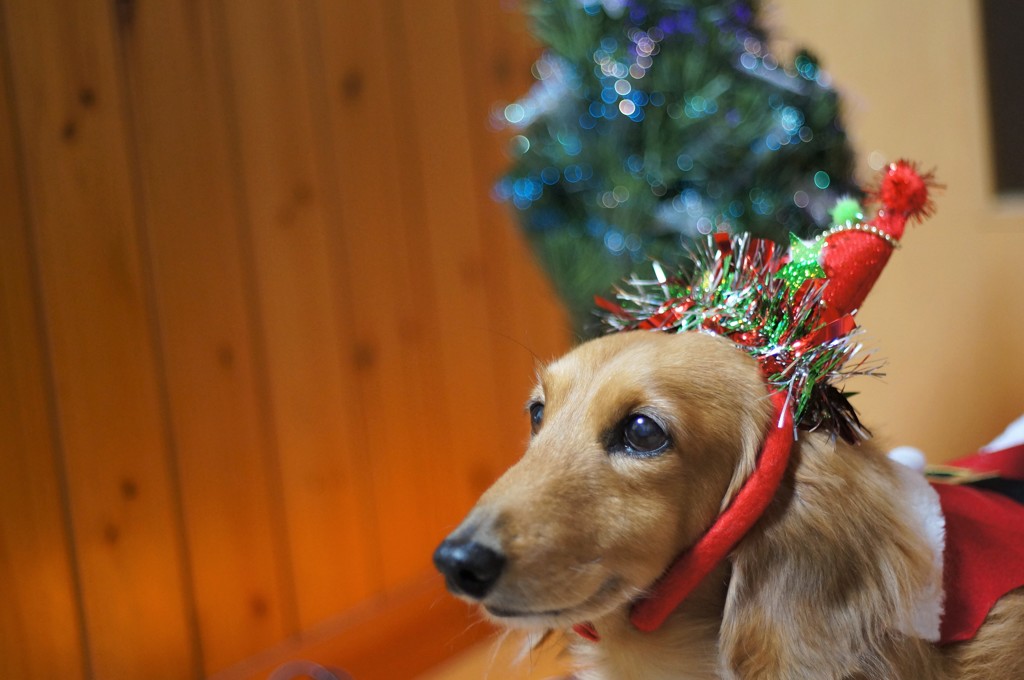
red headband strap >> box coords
[573,390,794,640]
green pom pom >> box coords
[830,197,864,225]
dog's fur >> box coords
[442,331,1024,679]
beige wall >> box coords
[773,0,1024,458]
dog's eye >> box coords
[621,414,669,455]
[528,402,544,434]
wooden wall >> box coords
[0,1,569,678]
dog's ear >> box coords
[716,395,771,514]
[718,437,940,678]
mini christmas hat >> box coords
[820,160,937,317]
[598,160,937,442]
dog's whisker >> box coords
[486,329,544,365]
[480,628,512,680]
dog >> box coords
[434,330,1024,679]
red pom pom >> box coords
[875,160,938,222]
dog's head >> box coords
[433,330,773,630]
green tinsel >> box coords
[600,234,880,443]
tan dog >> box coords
[434,330,1024,679]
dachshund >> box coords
[435,330,1024,679]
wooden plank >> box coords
[388,0,510,531]
[210,577,494,680]
[490,4,572,362]
[1,0,197,677]
[454,0,571,438]
[0,21,87,679]
[213,0,378,627]
[308,0,457,592]
[114,1,292,673]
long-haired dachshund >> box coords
[435,330,1024,679]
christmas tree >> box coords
[495,0,860,335]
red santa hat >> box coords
[820,160,937,317]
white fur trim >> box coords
[888,446,927,472]
[889,461,945,642]
[981,413,1024,452]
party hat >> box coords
[820,160,937,317]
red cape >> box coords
[934,446,1024,644]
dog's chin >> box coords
[479,576,629,630]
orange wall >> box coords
[0,2,566,678]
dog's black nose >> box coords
[433,538,506,599]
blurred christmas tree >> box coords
[494,0,860,335]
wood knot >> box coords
[491,55,511,84]
[216,344,235,369]
[120,478,138,500]
[103,523,120,545]
[115,0,136,27]
[292,182,312,206]
[339,70,364,102]
[352,342,376,370]
[78,87,96,108]
[459,259,482,285]
[276,182,314,227]
[249,594,270,618]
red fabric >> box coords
[933,482,1024,644]
[821,228,894,318]
[947,444,1024,481]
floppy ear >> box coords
[717,394,773,513]
[718,436,941,679]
